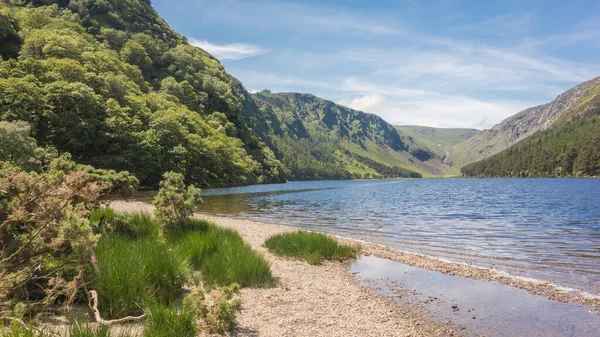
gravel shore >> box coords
[110,201,457,336]
[109,200,599,336]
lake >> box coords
[199,178,600,294]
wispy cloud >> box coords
[338,93,387,112]
[188,39,265,61]
[164,0,600,128]
[189,0,405,36]
[337,78,534,129]
[455,12,535,37]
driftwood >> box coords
[87,290,146,325]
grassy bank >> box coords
[265,231,358,264]
[90,212,274,320]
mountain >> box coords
[450,77,600,168]
[0,0,429,186]
[252,91,431,179]
[461,78,600,177]
[394,125,478,174]
[461,115,600,177]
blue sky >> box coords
[152,0,600,129]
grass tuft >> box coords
[68,323,111,337]
[265,231,358,264]
[92,235,188,318]
[0,321,37,337]
[143,303,197,337]
[167,219,275,287]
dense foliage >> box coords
[0,119,139,315]
[0,0,285,188]
[461,115,600,177]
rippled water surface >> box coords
[199,178,600,293]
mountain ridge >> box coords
[450,76,600,168]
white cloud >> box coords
[182,0,600,129]
[188,39,264,61]
[335,79,534,129]
[338,93,387,112]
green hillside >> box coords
[450,77,600,169]
[0,0,427,187]
[461,77,600,178]
[394,125,478,159]
[461,115,600,177]
[253,91,425,179]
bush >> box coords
[143,303,197,337]
[92,235,187,318]
[265,231,357,265]
[153,171,201,231]
[184,284,242,334]
[167,220,274,288]
[0,167,104,312]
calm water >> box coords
[351,256,600,337]
[200,178,600,294]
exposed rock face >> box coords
[451,76,600,167]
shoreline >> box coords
[111,200,600,309]
[110,200,599,335]
[110,201,457,336]
[195,210,600,310]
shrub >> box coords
[184,284,243,334]
[143,303,196,337]
[265,231,358,265]
[167,220,274,287]
[92,235,187,318]
[152,171,201,231]
[0,167,104,312]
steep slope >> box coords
[461,115,600,177]
[252,91,440,179]
[451,77,600,168]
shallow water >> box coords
[197,178,600,294]
[350,256,600,337]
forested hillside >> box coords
[461,115,600,177]
[0,0,427,187]
[461,75,600,177]
[450,77,600,168]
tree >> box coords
[0,121,37,167]
[153,171,201,230]
[120,39,151,73]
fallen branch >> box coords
[87,290,146,325]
